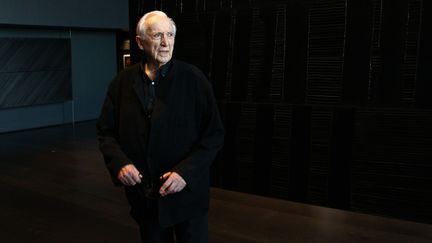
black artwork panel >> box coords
[211,10,232,100]
[399,0,422,106]
[284,3,308,104]
[270,105,293,199]
[252,8,275,102]
[203,0,222,11]
[342,0,373,105]
[306,0,346,105]
[328,108,355,209]
[0,38,71,109]
[212,102,242,190]
[307,108,332,205]
[231,0,252,9]
[159,0,183,15]
[253,103,274,195]
[415,1,432,108]
[288,106,311,202]
[174,13,214,77]
[210,101,228,187]
[351,109,432,223]
[236,103,257,193]
[129,0,432,224]
[374,0,408,106]
[230,9,252,101]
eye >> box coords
[153,33,162,39]
[167,32,174,38]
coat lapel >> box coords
[133,73,148,114]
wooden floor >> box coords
[1,121,431,243]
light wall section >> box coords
[71,30,117,121]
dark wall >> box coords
[129,0,432,224]
[0,0,128,29]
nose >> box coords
[160,34,167,46]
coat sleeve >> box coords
[172,75,224,191]
[96,81,130,186]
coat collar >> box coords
[132,60,174,116]
[133,68,147,115]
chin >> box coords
[158,57,172,63]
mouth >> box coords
[159,51,170,56]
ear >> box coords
[135,35,144,50]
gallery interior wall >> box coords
[0,0,128,132]
[129,0,432,224]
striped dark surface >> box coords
[0,38,71,108]
[131,0,432,224]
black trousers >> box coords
[138,212,208,243]
[133,200,208,243]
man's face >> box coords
[136,16,175,67]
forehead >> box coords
[145,16,172,32]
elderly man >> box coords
[97,10,224,243]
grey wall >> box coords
[0,0,128,29]
[70,31,117,122]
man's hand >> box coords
[118,164,142,186]
[159,172,186,197]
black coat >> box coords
[96,59,224,226]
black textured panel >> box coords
[400,0,422,106]
[160,0,185,14]
[307,0,346,105]
[284,2,308,104]
[211,10,232,100]
[289,106,311,202]
[342,0,373,105]
[368,0,423,107]
[307,108,332,205]
[368,0,384,104]
[202,0,222,11]
[328,108,355,209]
[415,1,432,108]
[174,13,214,76]
[351,109,432,223]
[270,105,293,198]
[269,6,286,102]
[216,102,242,190]
[230,8,252,101]
[253,103,274,195]
[0,38,71,108]
[252,6,286,103]
[270,105,311,202]
[372,0,408,106]
[236,103,256,193]
[129,0,432,224]
[249,8,271,102]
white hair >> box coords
[136,10,177,39]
